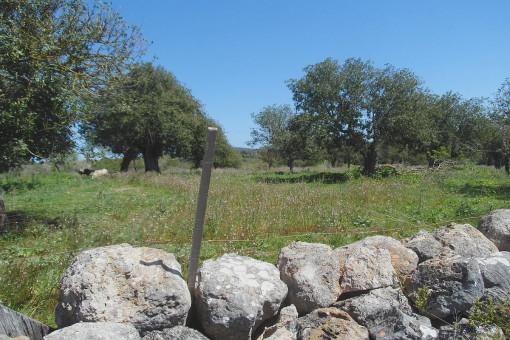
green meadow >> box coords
[1,164,509,326]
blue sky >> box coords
[107,1,509,148]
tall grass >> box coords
[0,165,509,326]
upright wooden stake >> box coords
[187,127,218,296]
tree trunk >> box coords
[288,159,295,172]
[330,157,337,168]
[0,188,8,231]
[142,145,161,173]
[120,151,137,172]
[505,155,509,175]
[363,144,377,176]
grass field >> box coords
[0,164,509,326]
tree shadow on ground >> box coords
[457,183,510,200]
[255,171,353,184]
[1,210,63,235]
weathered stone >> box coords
[295,307,369,340]
[278,242,341,314]
[478,209,510,251]
[403,230,445,263]
[432,223,498,257]
[475,251,510,304]
[43,322,141,340]
[0,335,29,340]
[404,253,485,319]
[55,244,190,333]
[142,326,209,340]
[336,245,398,293]
[438,318,506,340]
[335,287,437,339]
[348,236,419,276]
[195,253,287,340]
[256,305,298,340]
[0,303,51,340]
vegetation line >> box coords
[3,214,483,263]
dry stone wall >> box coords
[2,209,510,340]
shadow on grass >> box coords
[457,183,510,200]
[254,171,355,184]
[1,210,63,235]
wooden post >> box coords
[187,127,218,296]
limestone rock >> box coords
[432,223,498,257]
[478,209,510,251]
[278,242,341,314]
[336,245,398,293]
[333,287,437,339]
[403,230,445,263]
[295,307,369,340]
[43,322,141,340]
[55,244,190,333]
[475,251,510,304]
[195,253,287,340]
[404,253,484,319]
[0,303,51,340]
[348,235,418,276]
[256,305,298,340]
[142,326,209,340]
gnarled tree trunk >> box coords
[142,145,161,173]
[363,143,377,176]
[120,150,138,172]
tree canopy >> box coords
[0,0,145,172]
[82,62,241,172]
[287,58,427,175]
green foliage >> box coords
[250,104,320,171]
[414,286,432,315]
[287,58,427,176]
[0,174,41,193]
[0,0,146,172]
[82,63,240,172]
[469,299,510,337]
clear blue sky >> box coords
[107,0,509,148]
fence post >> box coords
[187,127,218,297]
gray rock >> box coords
[195,253,287,340]
[438,318,506,340]
[432,223,498,257]
[336,245,398,293]
[295,307,369,340]
[403,230,445,263]
[0,335,29,340]
[0,303,51,340]
[256,305,298,340]
[404,252,485,319]
[55,244,190,333]
[43,322,141,340]
[475,251,510,304]
[334,287,433,339]
[478,209,510,251]
[348,236,419,276]
[278,242,341,314]
[142,326,209,340]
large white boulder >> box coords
[194,253,287,340]
[55,244,191,334]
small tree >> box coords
[249,104,318,171]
